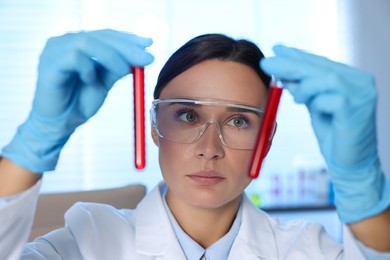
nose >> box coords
[194,122,225,159]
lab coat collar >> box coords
[134,182,278,259]
[229,194,279,259]
[134,182,186,259]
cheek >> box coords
[223,150,254,199]
[228,150,253,174]
[158,142,174,167]
[157,140,189,177]
[233,151,254,189]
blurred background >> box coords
[1,0,389,242]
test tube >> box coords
[132,67,146,170]
[248,78,283,179]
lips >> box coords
[187,170,225,186]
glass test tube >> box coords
[248,79,283,179]
[132,67,146,170]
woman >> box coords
[0,30,389,259]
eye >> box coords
[175,108,199,124]
[227,116,249,128]
[182,112,197,122]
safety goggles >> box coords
[150,98,265,150]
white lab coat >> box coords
[2,181,366,259]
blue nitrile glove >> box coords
[2,29,154,173]
[260,44,390,223]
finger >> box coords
[89,30,154,66]
[308,92,346,116]
[38,48,97,86]
[39,42,122,91]
[288,74,342,104]
[261,53,361,84]
[272,44,340,70]
[44,33,128,77]
[90,29,153,48]
[272,44,373,83]
[260,56,322,81]
[272,44,353,73]
[94,61,123,89]
[73,32,137,76]
[46,32,153,78]
[263,57,376,111]
[287,74,355,127]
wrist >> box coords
[2,116,71,173]
[331,159,390,223]
[0,157,42,196]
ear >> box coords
[265,122,277,156]
[151,127,159,146]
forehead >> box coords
[158,59,268,107]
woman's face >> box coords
[152,59,268,210]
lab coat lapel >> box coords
[229,194,278,259]
[134,182,186,259]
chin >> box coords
[185,191,240,209]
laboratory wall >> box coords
[341,0,390,179]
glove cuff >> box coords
[1,117,71,173]
[332,159,390,223]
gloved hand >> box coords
[260,44,390,223]
[2,29,154,173]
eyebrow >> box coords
[226,106,263,116]
[168,101,263,117]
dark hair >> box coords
[153,33,271,99]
